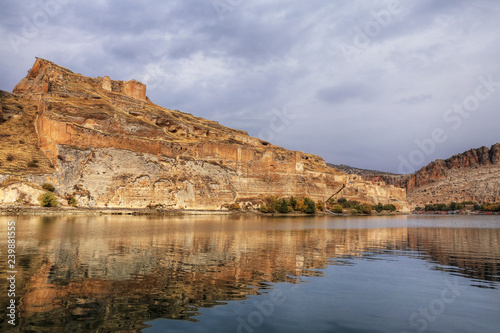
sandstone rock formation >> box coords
[339,144,500,206]
[0,58,409,210]
[396,144,500,205]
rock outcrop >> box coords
[345,144,500,205]
[0,58,409,210]
[397,144,500,192]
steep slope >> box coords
[0,58,408,210]
[0,90,54,174]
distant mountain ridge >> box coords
[330,144,500,205]
[327,164,399,177]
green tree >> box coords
[332,205,343,214]
[304,197,316,214]
[289,196,297,211]
[383,204,397,212]
[448,202,458,211]
[361,204,372,215]
[277,198,291,213]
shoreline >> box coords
[0,206,406,217]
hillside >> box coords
[327,164,399,178]
[0,58,409,210]
[331,145,500,205]
[397,144,500,205]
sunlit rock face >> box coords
[366,144,500,205]
[0,58,409,210]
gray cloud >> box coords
[1,0,500,173]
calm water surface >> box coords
[1,215,499,332]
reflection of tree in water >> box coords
[0,216,498,332]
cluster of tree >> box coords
[417,201,500,212]
[475,203,500,212]
[329,198,396,215]
[258,196,400,215]
[260,196,322,214]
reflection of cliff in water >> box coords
[0,216,498,332]
[407,227,500,285]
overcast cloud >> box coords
[1,0,499,173]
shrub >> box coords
[383,204,397,212]
[337,198,347,204]
[228,203,241,211]
[289,196,297,210]
[39,192,58,207]
[361,204,372,215]
[6,154,14,161]
[16,192,30,205]
[260,196,278,213]
[331,205,343,214]
[42,183,55,192]
[353,204,363,213]
[304,197,316,214]
[68,196,78,207]
[316,200,325,211]
[259,204,273,213]
[374,203,384,213]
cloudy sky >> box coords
[1,0,499,173]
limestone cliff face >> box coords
[0,58,409,210]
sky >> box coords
[1,0,499,173]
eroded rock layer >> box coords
[0,58,408,210]
[364,144,500,205]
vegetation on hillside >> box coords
[415,201,500,212]
[258,196,399,215]
[39,192,59,207]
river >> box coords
[1,215,499,332]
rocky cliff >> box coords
[354,144,500,205]
[0,58,409,211]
